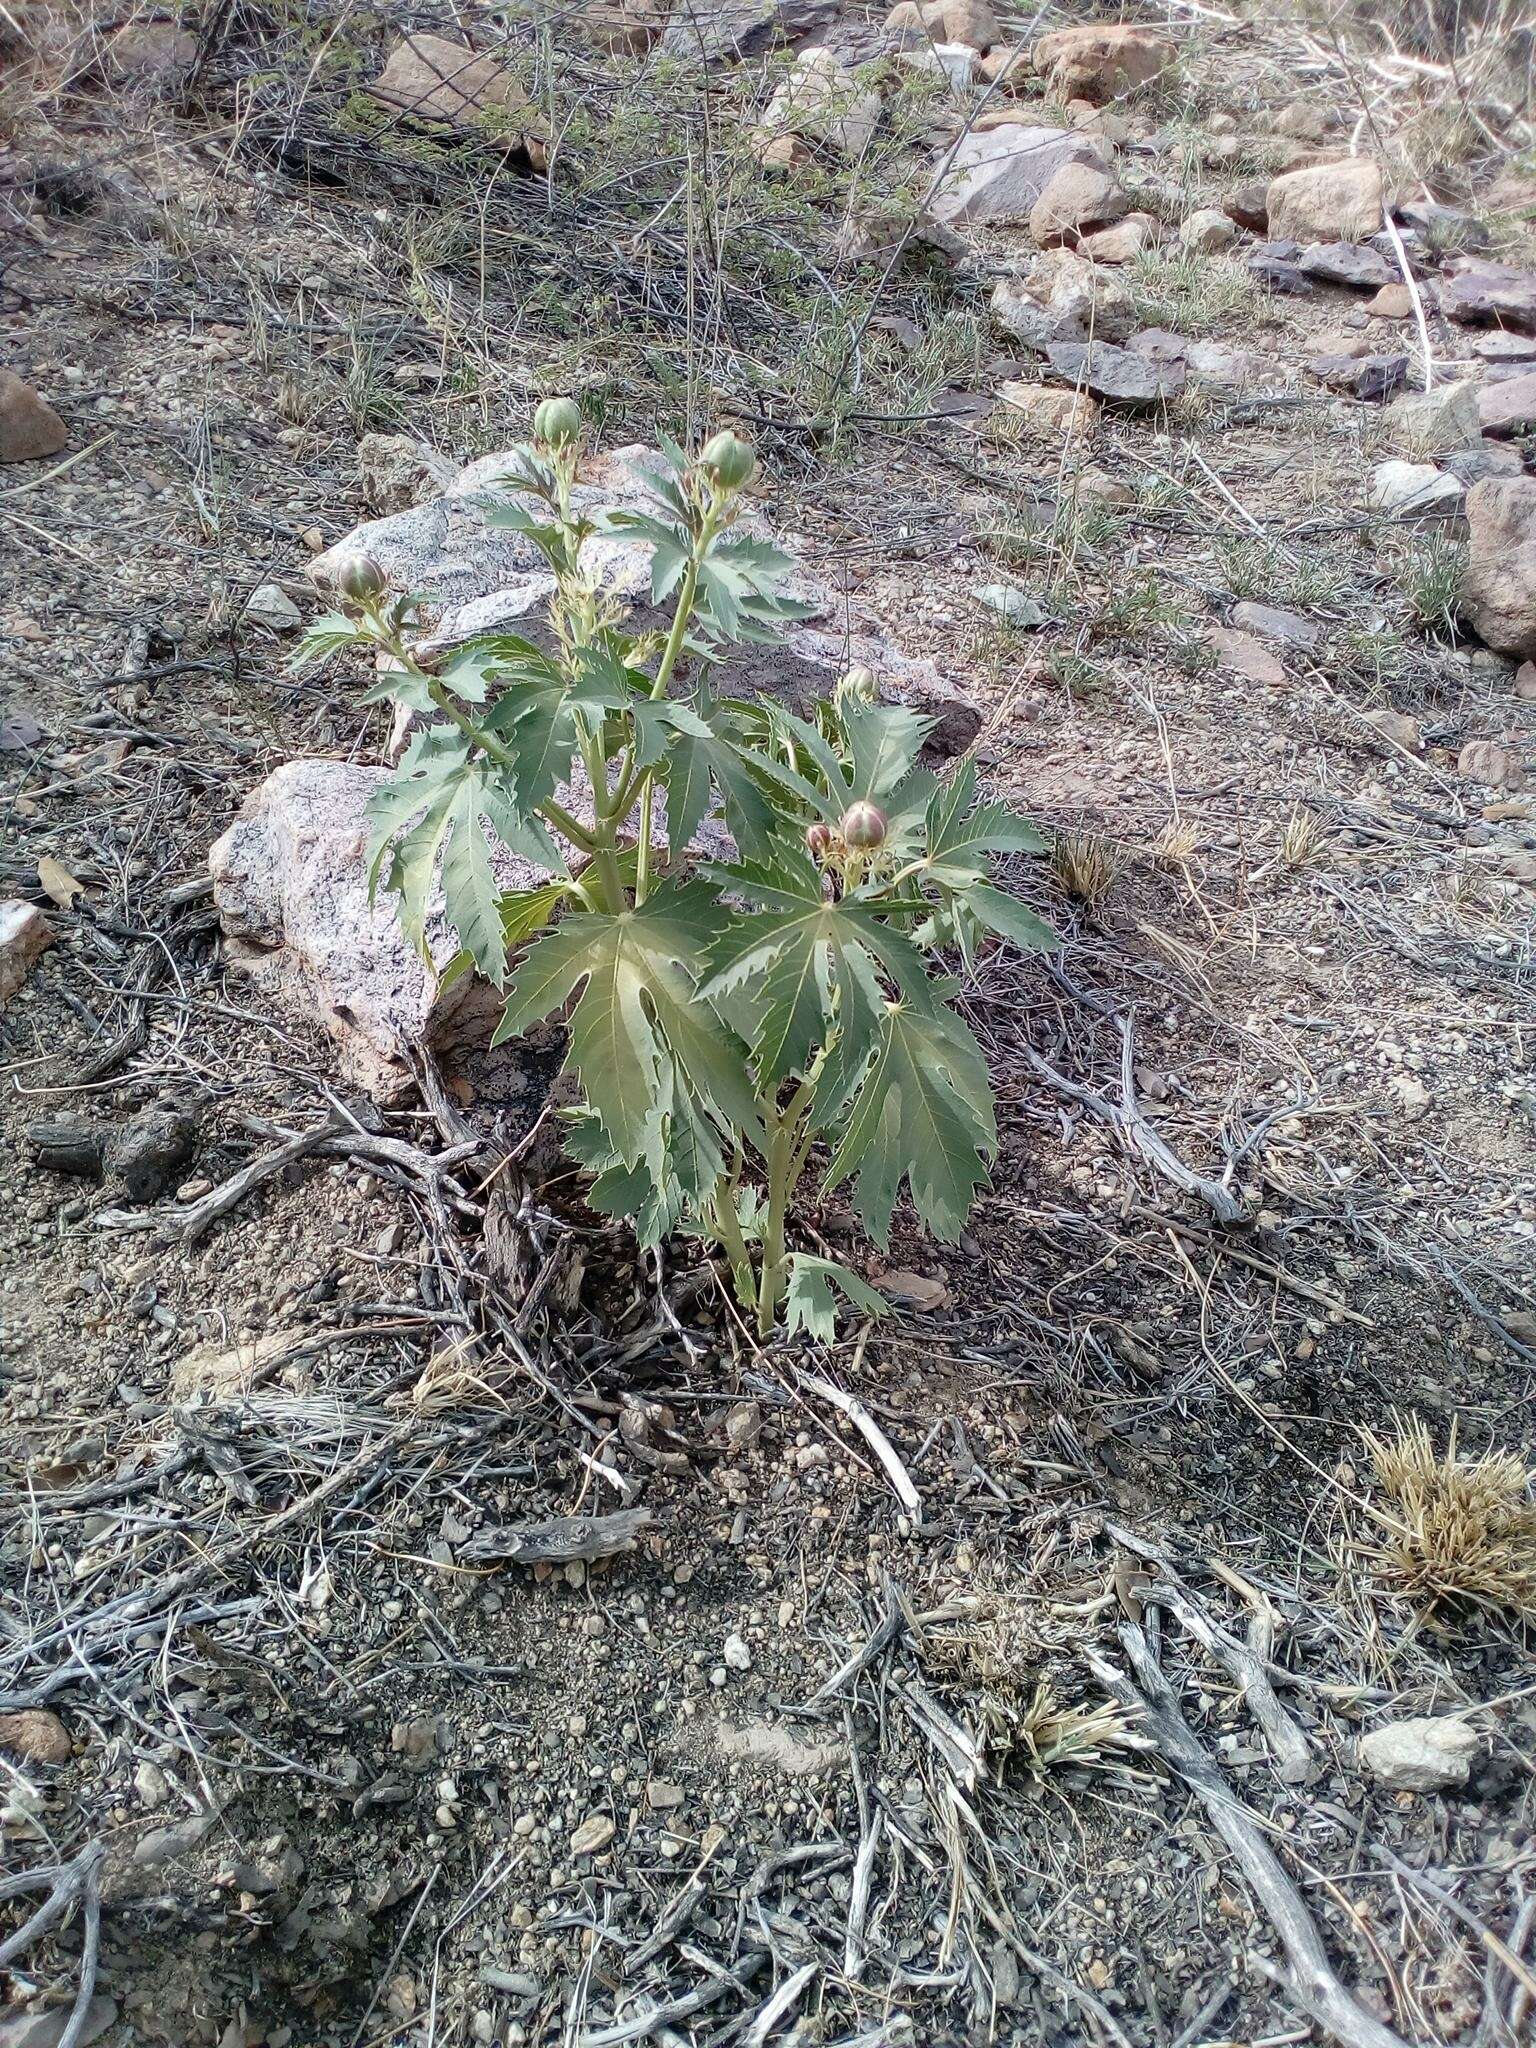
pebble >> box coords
[570,1811,615,1856]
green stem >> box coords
[636,495,724,905]
[711,1165,756,1313]
[755,1077,816,1339]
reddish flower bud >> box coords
[330,548,387,604]
[840,800,887,851]
[805,821,833,860]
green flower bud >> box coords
[330,549,387,604]
[805,821,833,861]
[838,664,878,707]
[534,396,582,449]
[698,428,756,490]
[840,800,887,851]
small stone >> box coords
[1029,162,1128,245]
[570,1811,616,1856]
[1359,1716,1479,1794]
[1179,208,1235,254]
[1515,660,1536,701]
[0,901,54,1008]
[1478,370,1536,440]
[1266,159,1384,244]
[0,369,67,464]
[1043,339,1184,405]
[646,1779,685,1810]
[0,1709,71,1765]
[1297,241,1394,289]
[1464,479,1536,658]
[1208,628,1286,686]
[1366,283,1414,319]
[996,381,1099,436]
[723,1631,753,1672]
[1367,461,1463,520]
[885,0,1000,52]
[243,583,304,634]
[1232,602,1320,650]
[1457,739,1525,790]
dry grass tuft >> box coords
[1358,1414,1536,1623]
[1280,803,1330,870]
[919,1600,1141,1776]
[1052,830,1120,908]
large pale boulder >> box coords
[370,34,546,154]
[1479,370,1536,439]
[885,0,999,52]
[310,447,981,750]
[930,126,1105,228]
[208,760,538,1102]
[1266,159,1383,243]
[1463,479,1536,658]
[756,47,882,158]
[1031,24,1172,102]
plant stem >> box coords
[755,1076,815,1338]
[710,1166,756,1313]
[635,494,723,906]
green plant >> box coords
[298,418,1052,1337]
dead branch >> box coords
[1085,1621,1413,2048]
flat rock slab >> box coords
[1442,259,1536,335]
[1232,601,1321,651]
[1307,352,1409,401]
[1043,340,1185,404]
[311,444,979,753]
[1478,369,1536,438]
[1297,241,1394,289]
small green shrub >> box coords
[299,419,1052,1336]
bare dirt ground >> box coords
[2,5,1535,2047]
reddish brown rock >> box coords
[1463,479,1536,658]
[1032,24,1173,102]
[0,1708,71,1764]
[0,369,66,464]
[1266,159,1383,243]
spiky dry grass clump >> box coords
[1359,1415,1536,1623]
[918,1599,1141,1776]
[1052,830,1120,908]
